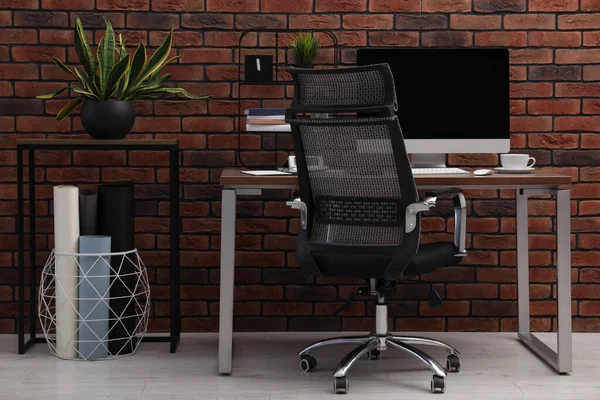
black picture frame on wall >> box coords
[245,55,274,83]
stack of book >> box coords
[245,108,291,132]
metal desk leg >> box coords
[517,189,572,374]
[556,189,573,373]
[516,190,530,338]
[219,188,237,374]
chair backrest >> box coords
[286,64,421,278]
[287,64,397,117]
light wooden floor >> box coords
[1,332,599,400]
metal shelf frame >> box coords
[234,29,340,168]
[15,139,181,355]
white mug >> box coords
[287,155,296,169]
[501,154,536,170]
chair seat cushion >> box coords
[402,242,463,277]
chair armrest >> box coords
[423,187,464,204]
[286,198,308,230]
[406,188,467,256]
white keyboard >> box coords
[411,168,469,175]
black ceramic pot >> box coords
[81,100,135,139]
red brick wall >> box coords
[1,0,600,334]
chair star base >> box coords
[297,304,461,394]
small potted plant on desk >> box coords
[290,32,321,68]
[37,17,209,139]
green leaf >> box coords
[119,67,131,100]
[52,57,74,76]
[98,17,116,98]
[151,73,171,87]
[162,55,180,68]
[159,72,172,83]
[56,98,84,121]
[96,37,105,93]
[147,70,160,85]
[74,67,96,93]
[128,42,147,86]
[93,73,101,92]
[167,87,211,100]
[116,33,129,97]
[105,54,130,100]
[74,17,95,78]
[75,68,102,100]
[72,85,97,99]
[122,74,170,100]
[135,29,173,85]
[121,42,146,99]
[145,56,178,85]
[131,87,211,100]
[118,33,128,62]
[124,55,179,98]
[36,86,69,99]
[139,73,169,91]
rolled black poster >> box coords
[98,184,136,355]
[79,189,98,235]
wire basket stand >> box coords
[39,249,150,360]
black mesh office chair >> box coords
[285,64,468,394]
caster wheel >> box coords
[430,375,445,394]
[300,355,317,372]
[446,355,460,373]
[366,349,380,360]
[334,376,349,394]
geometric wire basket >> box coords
[39,249,150,361]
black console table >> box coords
[16,139,181,354]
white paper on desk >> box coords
[241,170,292,176]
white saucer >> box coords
[494,167,535,174]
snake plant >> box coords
[290,32,321,67]
[37,17,208,121]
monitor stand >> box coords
[410,154,447,169]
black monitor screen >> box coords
[357,48,510,140]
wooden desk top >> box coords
[221,168,572,190]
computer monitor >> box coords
[357,48,510,168]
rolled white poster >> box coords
[53,185,80,358]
